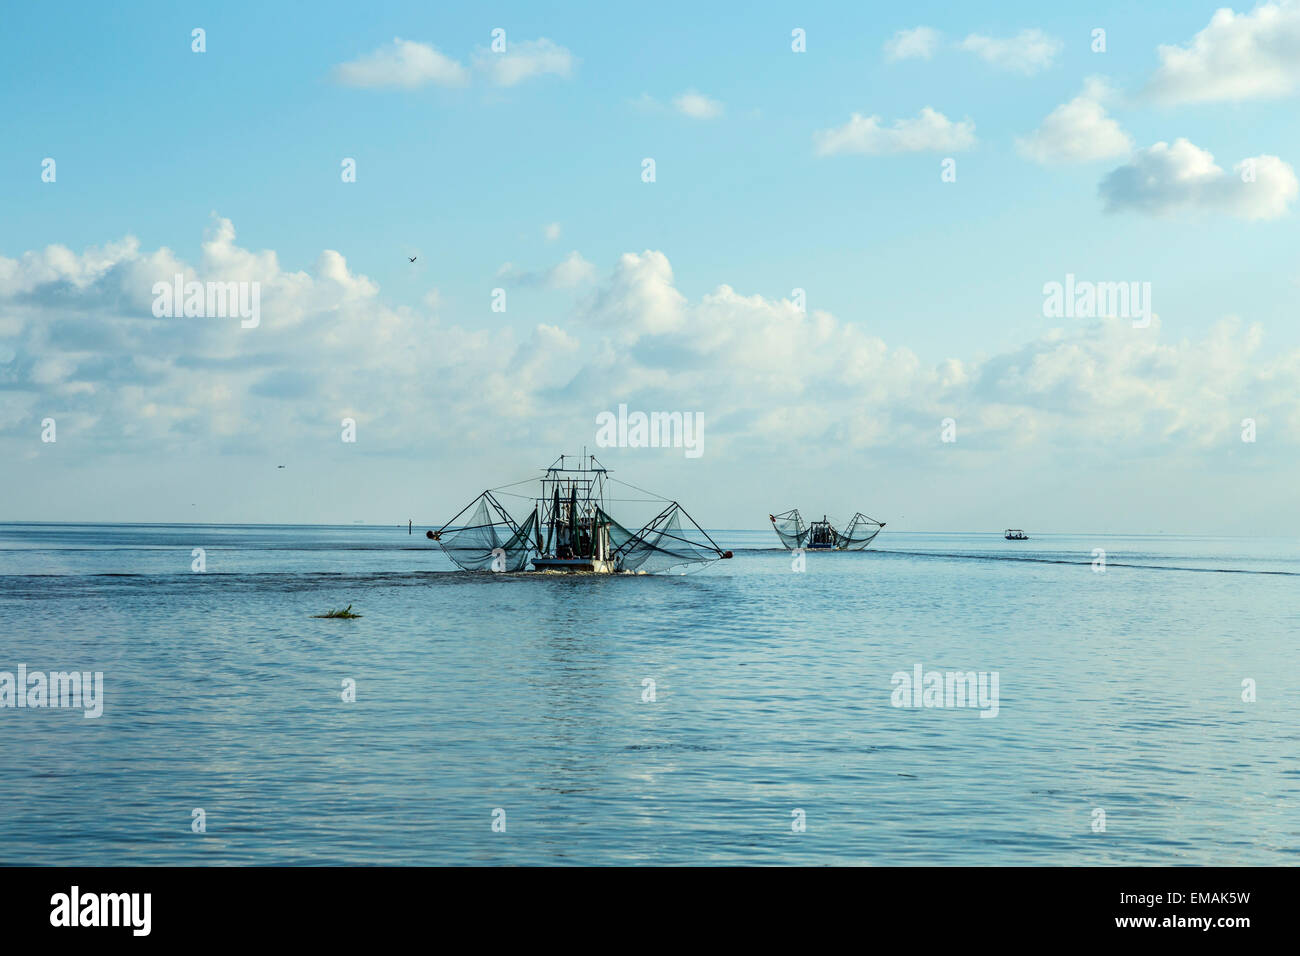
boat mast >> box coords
[574,481,585,556]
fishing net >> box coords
[772,509,883,550]
[770,509,809,549]
[436,495,538,571]
[600,506,723,573]
[838,513,885,550]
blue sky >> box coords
[2,1,1299,532]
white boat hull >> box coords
[530,557,618,574]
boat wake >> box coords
[871,548,1300,576]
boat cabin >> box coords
[807,516,839,549]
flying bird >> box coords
[408,256,417,263]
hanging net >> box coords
[431,461,732,574]
[771,508,884,550]
[838,512,885,550]
[770,509,809,549]
[600,505,724,573]
[435,495,539,571]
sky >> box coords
[1,0,1299,533]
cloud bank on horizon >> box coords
[3,217,1296,465]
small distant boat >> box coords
[769,509,885,551]
[1004,529,1028,540]
[429,454,731,574]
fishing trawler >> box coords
[428,454,731,573]
[769,509,885,551]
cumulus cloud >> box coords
[473,38,574,86]
[572,249,1297,454]
[1145,0,1300,104]
[548,252,597,288]
[959,316,1281,449]
[3,221,1298,467]
[1017,78,1134,164]
[334,38,468,88]
[673,90,724,119]
[497,251,596,289]
[814,107,975,156]
[581,251,686,342]
[885,26,941,61]
[961,29,1062,75]
[0,218,441,449]
[1099,138,1298,219]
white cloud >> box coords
[1146,0,1300,104]
[544,223,561,241]
[673,90,724,119]
[497,251,596,289]
[814,107,975,156]
[574,249,1299,455]
[473,38,575,87]
[1099,138,1298,220]
[549,251,597,288]
[0,236,146,296]
[334,38,468,89]
[961,29,1062,75]
[885,26,941,61]
[1017,78,1134,164]
[3,223,1298,469]
[582,251,685,341]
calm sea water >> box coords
[1,523,1297,865]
